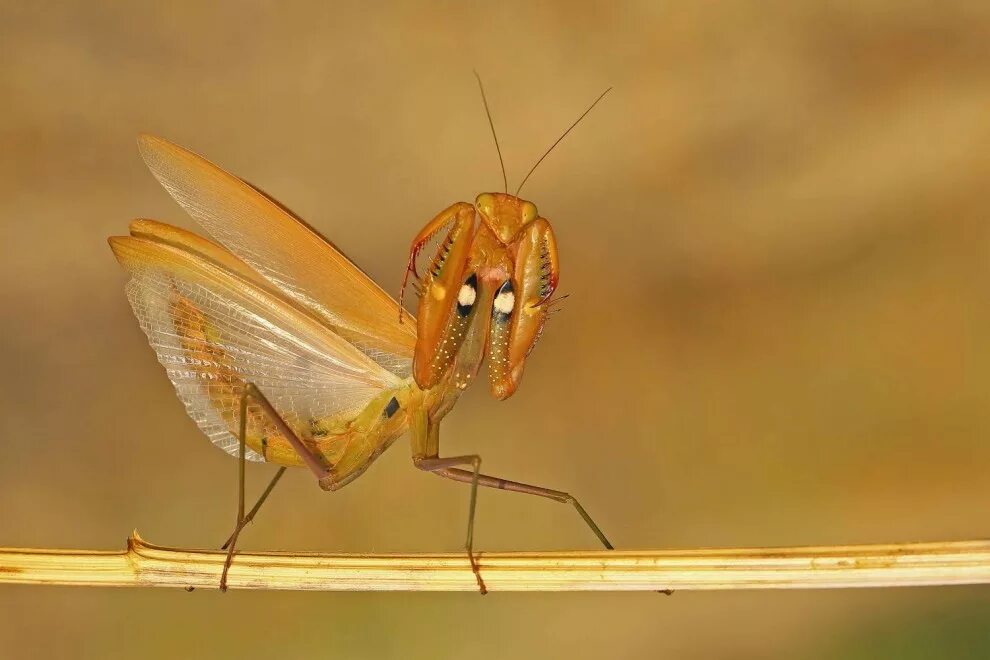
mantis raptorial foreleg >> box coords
[398,201,475,323]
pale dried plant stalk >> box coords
[1,532,989,592]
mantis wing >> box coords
[136,134,416,377]
[109,221,402,462]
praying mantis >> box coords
[108,78,611,593]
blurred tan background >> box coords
[3,1,990,658]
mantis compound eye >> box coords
[520,200,538,224]
[475,192,495,218]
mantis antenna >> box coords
[516,87,612,196]
[474,71,508,194]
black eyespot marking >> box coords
[383,396,400,419]
[456,273,478,317]
[492,280,514,324]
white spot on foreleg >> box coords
[458,283,477,306]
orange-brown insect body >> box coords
[109,81,612,592]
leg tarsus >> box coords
[466,541,487,595]
[220,521,244,592]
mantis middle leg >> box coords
[411,412,613,595]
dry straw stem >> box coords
[1,532,990,592]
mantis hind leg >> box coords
[220,382,332,592]
[220,466,286,552]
